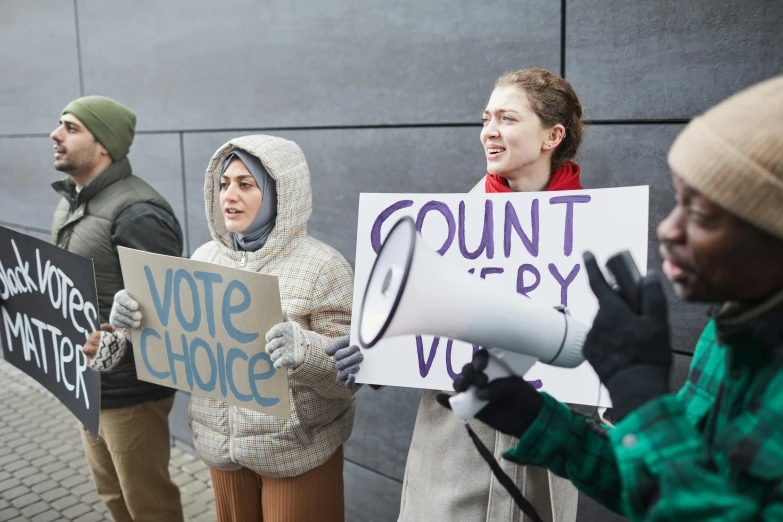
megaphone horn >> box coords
[358,216,590,420]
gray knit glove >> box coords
[82,324,127,371]
[325,335,363,389]
[110,289,142,329]
[265,317,308,369]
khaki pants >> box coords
[80,396,183,522]
[210,446,344,522]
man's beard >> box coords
[54,157,77,172]
[54,145,93,173]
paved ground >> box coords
[0,359,216,522]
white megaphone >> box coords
[358,216,590,421]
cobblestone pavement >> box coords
[0,359,216,521]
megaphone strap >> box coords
[464,424,545,522]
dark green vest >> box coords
[52,158,177,407]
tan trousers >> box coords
[80,396,183,522]
[211,446,344,522]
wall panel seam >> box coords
[560,0,566,78]
[179,131,190,256]
[0,119,692,140]
[73,0,85,96]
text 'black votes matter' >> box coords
[0,227,101,436]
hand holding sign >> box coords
[80,290,140,371]
[325,335,364,389]
[265,317,308,369]
[82,324,127,371]
[110,290,141,329]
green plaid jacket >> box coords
[504,298,783,521]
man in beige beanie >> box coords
[50,96,185,522]
[442,75,783,521]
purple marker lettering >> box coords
[548,263,580,307]
[446,339,460,380]
[371,200,414,254]
[446,341,481,379]
[416,335,440,378]
[504,199,539,258]
[549,195,591,256]
[480,267,504,279]
[516,264,540,296]
[458,199,494,259]
[416,201,456,255]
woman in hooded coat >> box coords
[328,68,586,522]
[86,135,356,522]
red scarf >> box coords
[485,161,583,193]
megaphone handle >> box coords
[448,353,513,421]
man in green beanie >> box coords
[50,95,185,522]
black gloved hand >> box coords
[437,349,543,439]
[583,251,672,421]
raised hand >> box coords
[83,324,127,371]
[265,316,308,369]
[110,289,141,329]
[325,335,364,389]
[582,251,672,420]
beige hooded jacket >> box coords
[188,135,356,478]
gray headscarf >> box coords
[221,149,278,252]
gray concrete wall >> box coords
[1,1,780,520]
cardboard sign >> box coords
[0,226,101,436]
[351,187,649,407]
[118,247,290,420]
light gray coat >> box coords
[397,177,579,522]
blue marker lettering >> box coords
[144,266,173,326]
[189,337,217,392]
[166,332,193,389]
[194,271,223,338]
[222,281,258,344]
[174,269,201,332]
[140,327,170,379]
[248,352,279,407]
[226,348,253,402]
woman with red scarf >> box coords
[478,70,584,195]
[328,68,586,521]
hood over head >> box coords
[204,135,312,263]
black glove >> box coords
[583,251,672,421]
[437,349,543,438]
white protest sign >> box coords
[350,187,649,406]
[119,247,291,420]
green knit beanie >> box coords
[61,96,136,161]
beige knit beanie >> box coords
[668,75,783,240]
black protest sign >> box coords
[0,226,100,436]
